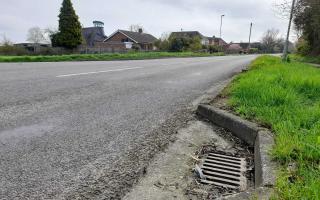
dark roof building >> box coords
[82,21,107,47]
[170,31,206,39]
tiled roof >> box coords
[82,27,107,46]
[170,31,206,39]
[105,30,158,44]
[207,37,227,45]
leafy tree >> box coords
[154,39,169,51]
[189,36,202,51]
[53,0,82,49]
[296,38,311,55]
[154,32,172,51]
[294,0,320,55]
[168,34,202,52]
[169,37,185,52]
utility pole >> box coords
[220,14,225,39]
[283,0,296,61]
[248,22,253,52]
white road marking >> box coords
[56,66,144,78]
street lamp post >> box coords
[220,14,225,39]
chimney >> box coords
[138,28,143,33]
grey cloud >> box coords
[0,0,289,43]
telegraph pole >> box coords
[283,0,296,61]
[248,22,253,51]
[220,15,225,38]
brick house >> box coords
[103,29,158,51]
[207,36,227,47]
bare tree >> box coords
[129,24,145,33]
[160,32,170,41]
[27,27,45,44]
[261,29,280,53]
[43,27,58,44]
[273,0,302,19]
[0,34,12,46]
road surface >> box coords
[0,55,256,199]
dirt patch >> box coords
[124,116,254,200]
[210,94,231,111]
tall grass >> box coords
[291,54,320,65]
[227,56,320,200]
[0,52,224,63]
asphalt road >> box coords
[0,55,256,199]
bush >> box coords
[208,45,219,54]
[0,45,29,56]
[154,39,170,51]
[168,36,202,52]
[296,39,311,56]
[169,37,185,52]
[248,48,259,54]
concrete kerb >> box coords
[197,104,277,199]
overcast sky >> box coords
[0,0,291,43]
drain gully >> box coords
[198,153,247,191]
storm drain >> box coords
[198,153,247,191]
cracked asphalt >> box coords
[0,55,256,199]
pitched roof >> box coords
[170,31,206,39]
[207,36,227,44]
[82,27,107,46]
[105,30,158,44]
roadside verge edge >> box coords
[197,104,277,199]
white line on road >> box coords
[56,67,144,78]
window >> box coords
[122,38,129,43]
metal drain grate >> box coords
[199,153,247,191]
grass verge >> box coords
[225,56,320,200]
[291,54,320,65]
[0,52,224,63]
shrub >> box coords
[0,45,29,56]
[296,38,311,56]
[248,48,259,54]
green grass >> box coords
[0,52,224,63]
[291,54,320,65]
[225,56,320,200]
